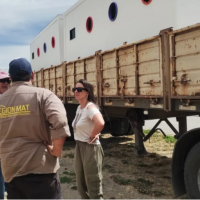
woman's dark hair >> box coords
[77,79,96,104]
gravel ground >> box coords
[59,132,185,199]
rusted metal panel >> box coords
[175,29,200,56]
[85,56,97,96]
[35,71,42,87]
[101,51,117,96]
[74,60,84,85]
[43,69,49,90]
[50,68,55,79]
[160,28,173,112]
[62,63,66,103]
[65,56,97,98]
[118,45,136,96]
[138,39,163,96]
[66,63,74,96]
[42,65,63,96]
[44,79,50,90]
[50,78,56,94]
[56,77,63,97]
[55,65,63,97]
[171,26,200,97]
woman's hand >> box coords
[89,133,100,144]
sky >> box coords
[0,0,79,72]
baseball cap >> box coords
[9,58,32,80]
[0,71,10,80]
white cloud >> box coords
[0,0,79,71]
[0,45,30,71]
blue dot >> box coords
[108,2,118,21]
[43,43,47,53]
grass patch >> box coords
[111,176,135,185]
[111,176,154,188]
[161,156,168,159]
[111,176,157,196]
[103,164,112,170]
[145,171,153,174]
[150,162,165,168]
[143,130,160,136]
[138,188,149,195]
[154,157,160,162]
[137,178,154,186]
[162,176,171,179]
[67,153,74,158]
[143,130,150,135]
[164,135,176,143]
[148,153,157,158]
[71,186,77,190]
[127,143,135,147]
[108,168,116,173]
[104,152,113,157]
[63,171,75,176]
[138,189,165,197]
[137,163,148,168]
[122,160,128,164]
[121,152,128,157]
[60,176,73,184]
[152,190,166,197]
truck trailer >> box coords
[32,23,200,198]
[30,0,200,198]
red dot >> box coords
[37,48,40,57]
[142,0,152,5]
[86,17,93,33]
[51,37,55,48]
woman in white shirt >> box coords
[72,79,105,199]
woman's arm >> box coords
[87,105,105,143]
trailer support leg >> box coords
[176,116,187,138]
[134,120,147,156]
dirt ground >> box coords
[59,131,181,199]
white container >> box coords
[30,14,64,72]
[63,0,177,62]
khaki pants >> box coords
[75,141,104,199]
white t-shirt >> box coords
[72,102,101,144]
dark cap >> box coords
[9,58,32,79]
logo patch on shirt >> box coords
[0,104,30,118]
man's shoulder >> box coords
[32,87,54,97]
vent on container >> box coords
[43,43,47,53]
[142,0,152,5]
[108,2,118,21]
[37,48,40,57]
[51,37,55,48]
[86,17,93,33]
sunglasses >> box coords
[72,87,88,93]
[0,79,11,84]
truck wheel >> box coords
[184,142,200,198]
[110,118,131,136]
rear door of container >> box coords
[170,27,200,97]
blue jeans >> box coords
[0,164,5,199]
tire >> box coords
[110,118,132,137]
[184,141,200,198]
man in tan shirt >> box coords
[0,58,71,199]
